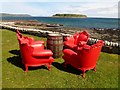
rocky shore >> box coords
[43,27,119,42]
[1,20,119,54]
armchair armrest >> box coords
[32,50,53,57]
[63,49,77,56]
[30,43,44,50]
[33,40,45,45]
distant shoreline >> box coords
[0,20,119,43]
[0,13,118,19]
[1,16,118,19]
[1,17,118,29]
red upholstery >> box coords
[62,40,104,77]
[64,31,89,51]
[16,30,45,45]
[16,30,54,72]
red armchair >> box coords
[62,40,104,77]
[16,30,45,45]
[64,31,89,51]
[16,30,54,72]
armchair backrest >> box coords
[16,30,23,38]
[20,42,35,64]
[77,40,104,68]
[16,30,34,44]
[16,34,32,58]
[16,30,36,63]
[74,31,89,45]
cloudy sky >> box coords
[1,0,119,18]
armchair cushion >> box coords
[63,49,77,56]
[32,50,53,57]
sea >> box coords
[2,17,119,29]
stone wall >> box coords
[1,23,119,54]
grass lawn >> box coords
[1,29,119,88]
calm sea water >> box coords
[2,17,118,29]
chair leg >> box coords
[93,66,96,72]
[64,62,67,68]
[25,65,28,73]
[82,70,86,78]
[48,64,51,71]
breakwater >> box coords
[0,22,119,54]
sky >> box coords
[1,0,119,18]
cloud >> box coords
[53,2,118,18]
[1,2,118,18]
[1,2,48,16]
[0,0,119,2]
[83,4,118,18]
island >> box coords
[0,13,32,17]
[52,14,87,18]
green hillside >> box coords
[0,13,32,17]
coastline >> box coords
[1,20,119,42]
[0,20,119,54]
[2,17,118,29]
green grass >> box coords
[2,29,119,88]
